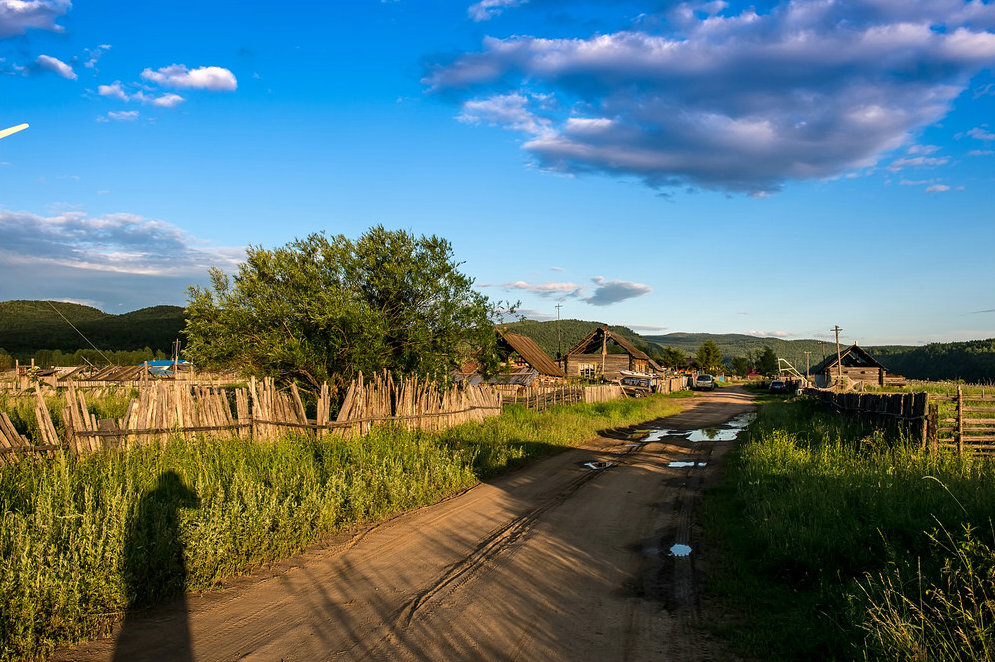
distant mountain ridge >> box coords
[0,300,186,357]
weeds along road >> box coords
[54,386,755,662]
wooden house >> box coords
[811,344,889,388]
[563,325,663,380]
[495,329,566,385]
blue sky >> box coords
[0,0,993,346]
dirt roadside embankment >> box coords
[54,386,755,662]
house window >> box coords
[579,363,598,378]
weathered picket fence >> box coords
[933,386,995,456]
[0,372,503,462]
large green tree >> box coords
[185,227,498,388]
[752,346,779,376]
[660,346,687,370]
[695,339,723,373]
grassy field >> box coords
[705,393,995,660]
[0,392,687,660]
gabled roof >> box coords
[497,330,566,378]
[566,325,651,360]
[811,344,887,374]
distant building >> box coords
[563,325,663,381]
[811,344,889,387]
[494,330,565,385]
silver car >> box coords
[694,374,715,391]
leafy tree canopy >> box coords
[752,346,779,376]
[185,227,498,388]
[660,346,687,370]
[695,339,723,372]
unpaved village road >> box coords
[54,387,755,662]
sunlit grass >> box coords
[0,392,686,660]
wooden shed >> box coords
[811,344,888,388]
[496,329,566,385]
[563,325,663,380]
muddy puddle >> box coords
[667,461,707,468]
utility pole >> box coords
[832,325,843,390]
[804,351,811,379]
[555,303,563,360]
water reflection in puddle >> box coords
[667,461,707,468]
[669,543,692,557]
[582,461,615,470]
[687,428,740,442]
[642,429,686,442]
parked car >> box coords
[694,374,715,391]
[769,379,787,393]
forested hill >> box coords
[0,300,186,357]
[500,319,659,358]
[645,332,995,383]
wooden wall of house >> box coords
[819,367,885,386]
[565,354,631,379]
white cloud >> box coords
[84,44,110,70]
[0,0,69,38]
[97,80,128,101]
[968,149,994,156]
[584,276,652,306]
[888,155,950,171]
[925,184,951,192]
[0,207,244,277]
[468,0,527,21]
[746,329,794,338]
[549,266,565,272]
[134,91,185,107]
[105,110,139,122]
[967,126,995,141]
[496,279,585,298]
[628,323,669,332]
[141,64,237,91]
[35,54,75,79]
[426,0,995,194]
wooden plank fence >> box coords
[802,388,932,446]
[0,372,504,461]
[932,386,995,456]
[803,386,995,456]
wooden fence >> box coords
[803,388,932,446]
[0,372,503,462]
[803,386,995,456]
[502,377,690,411]
[933,386,995,456]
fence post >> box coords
[957,385,964,457]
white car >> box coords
[694,374,715,391]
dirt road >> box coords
[54,387,755,662]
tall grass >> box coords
[705,396,995,660]
[0,393,684,660]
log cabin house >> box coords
[811,344,890,388]
[563,325,663,381]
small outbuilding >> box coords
[811,344,889,388]
[563,325,663,381]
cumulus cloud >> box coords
[426,0,995,194]
[104,110,139,122]
[0,0,69,38]
[35,54,75,79]
[746,329,794,338]
[141,64,237,91]
[84,44,111,70]
[0,208,243,277]
[925,183,951,192]
[967,126,995,140]
[583,276,652,306]
[97,81,185,107]
[468,0,527,22]
[493,280,585,298]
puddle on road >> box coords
[582,461,615,470]
[669,543,693,557]
[687,427,739,442]
[667,461,708,468]
[641,429,686,442]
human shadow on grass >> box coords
[113,471,199,662]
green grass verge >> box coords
[0,393,686,660]
[704,395,995,660]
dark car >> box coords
[769,379,787,393]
